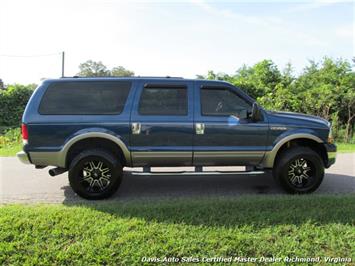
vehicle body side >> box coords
[19,77,336,170]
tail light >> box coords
[21,123,28,144]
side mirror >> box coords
[251,102,262,122]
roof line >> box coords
[61,76,184,79]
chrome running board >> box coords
[129,170,265,176]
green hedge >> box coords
[0,84,35,127]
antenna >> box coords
[61,51,65,77]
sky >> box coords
[0,0,353,84]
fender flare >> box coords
[262,133,323,168]
[59,132,131,167]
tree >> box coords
[227,60,283,108]
[199,60,283,102]
[197,57,355,142]
[340,72,355,142]
[77,60,110,77]
[77,60,135,77]
[269,63,299,112]
[196,70,230,81]
[294,58,354,138]
[111,66,134,77]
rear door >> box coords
[130,80,194,166]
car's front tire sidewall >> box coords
[275,148,324,194]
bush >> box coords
[334,126,355,144]
[0,84,35,127]
[0,128,21,148]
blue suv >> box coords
[17,77,336,199]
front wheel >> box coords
[273,147,324,194]
[68,149,123,199]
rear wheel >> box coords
[68,149,122,199]
[273,147,324,194]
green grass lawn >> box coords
[336,143,355,153]
[0,144,22,156]
[0,195,354,265]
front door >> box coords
[193,82,268,166]
[130,80,193,166]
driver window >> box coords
[200,87,251,117]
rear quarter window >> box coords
[39,81,131,115]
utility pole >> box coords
[61,51,65,77]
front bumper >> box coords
[325,143,336,168]
[16,151,31,164]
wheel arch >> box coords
[60,132,131,168]
[262,133,326,168]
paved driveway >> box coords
[0,153,354,203]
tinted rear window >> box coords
[138,87,188,115]
[39,81,131,115]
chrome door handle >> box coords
[195,123,205,135]
[131,122,141,135]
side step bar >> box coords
[130,170,265,176]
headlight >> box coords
[328,124,334,144]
